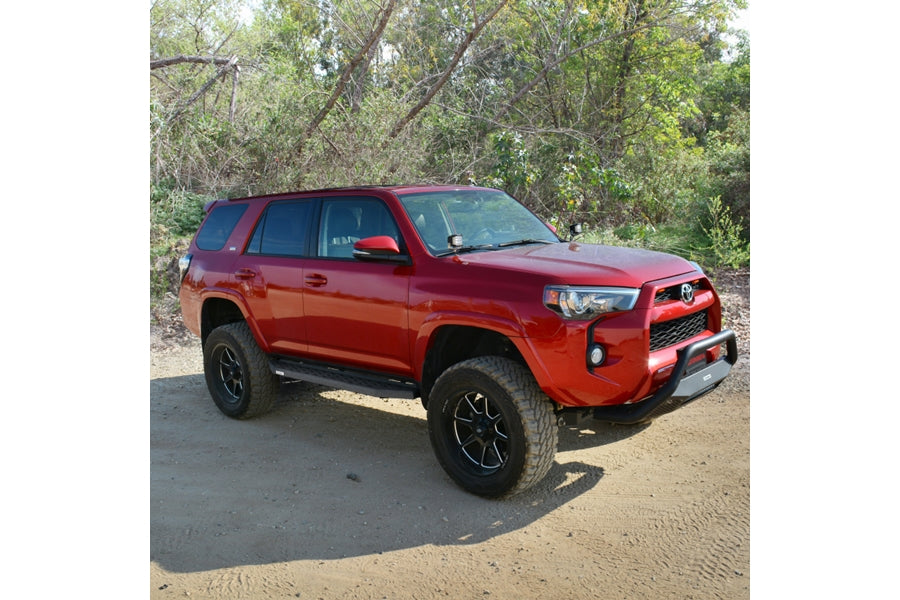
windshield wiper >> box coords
[434,244,495,257]
[497,238,556,248]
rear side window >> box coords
[195,204,248,251]
[245,200,312,257]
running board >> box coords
[269,357,420,399]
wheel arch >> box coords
[419,323,527,408]
[199,291,266,351]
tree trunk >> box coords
[608,0,648,158]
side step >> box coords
[269,357,420,399]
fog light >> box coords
[588,344,606,367]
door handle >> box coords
[305,274,328,287]
[234,268,257,279]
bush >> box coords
[703,109,750,240]
[150,183,212,313]
[150,183,210,237]
[616,143,707,228]
[702,195,750,269]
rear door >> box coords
[302,196,413,374]
[231,199,314,354]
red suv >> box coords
[179,185,736,497]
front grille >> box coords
[655,281,701,303]
[649,310,708,352]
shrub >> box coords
[150,184,210,237]
[702,195,750,269]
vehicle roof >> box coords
[221,184,497,203]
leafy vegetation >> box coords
[150,0,750,307]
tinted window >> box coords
[245,201,311,257]
[196,204,248,251]
[317,197,401,258]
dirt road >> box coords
[150,272,749,599]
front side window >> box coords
[245,201,312,257]
[195,204,248,251]
[317,197,401,258]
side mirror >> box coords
[568,223,583,241]
[353,236,409,263]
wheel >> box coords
[427,356,557,498]
[203,322,278,419]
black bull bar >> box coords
[588,329,738,425]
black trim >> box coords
[269,356,420,399]
[352,248,413,265]
[586,318,603,373]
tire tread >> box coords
[429,356,557,497]
[204,321,277,419]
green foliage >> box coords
[150,182,211,237]
[703,108,750,237]
[702,195,750,269]
[552,151,633,229]
[150,181,212,308]
[617,142,708,227]
[580,221,706,264]
[488,131,536,199]
[694,31,750,141]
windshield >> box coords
[397,189,558,255]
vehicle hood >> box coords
[456,242,696,287]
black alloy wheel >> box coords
[428,356,557,498]
[451,391,509,472]
[214,345,244,402]
[203,322,278,419]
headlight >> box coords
[543,286,640,320]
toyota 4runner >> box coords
[178,185,737,497]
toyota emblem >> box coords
[680,283,694,303]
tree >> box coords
[297,0,396,153]
[387,0,509,139]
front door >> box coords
[302,196,413,375]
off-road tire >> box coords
[427,356,557,498]
[203,322,278,419]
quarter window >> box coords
[195,204,248,251]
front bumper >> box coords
[583,329,738,424]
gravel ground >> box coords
[708,267,750,393]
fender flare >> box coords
[199,288,271,353]
[411,311,554,387]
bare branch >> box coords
[150,55,235,70]
[388,0,509,139]
[298,0,396,154]
[167,55,238,125]
[229,65,239,123]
